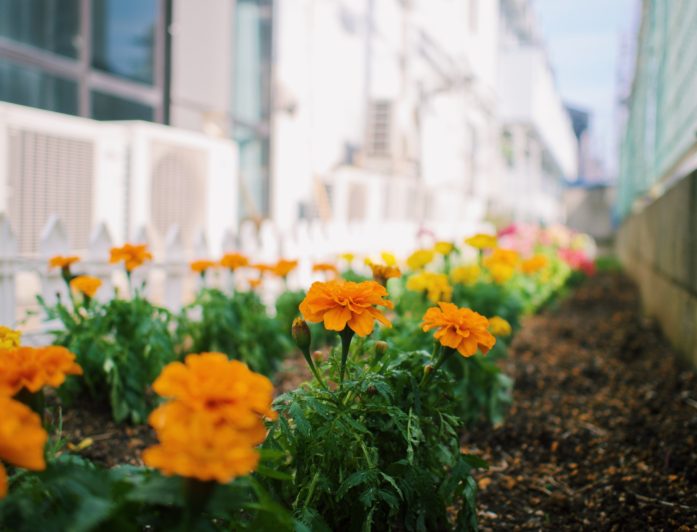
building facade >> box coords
[495,0,578,223]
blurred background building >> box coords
[0,0,580,255]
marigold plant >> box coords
[299,280,393,337]
[406,271,452,302]
[70,275,102,299]
[273,259,298,278]
[151,352,276,424]
[0,346,83,396]
[464,233,497,250]
[143,402,263,483]
[367,261,401,285]
[0,396,47,499]
[190,260,217,274]
[49,255,80,270]
[312,262,339,277]
[422,302,495,358]
[450,264,481,286]
[110,243,153,272]
[434,241,454,255]
[143,352,275,484]
[488,316,512,337]
[406,249,435,270]
[521,254,549,274]
[0,327,21,350]
[220,252,249,270]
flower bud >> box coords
[374,341,388,358]
[423,364,433,377]
[292,317,312,352]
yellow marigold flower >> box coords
[110,243,152,272]
[422,302,496,357]
[70,275,102,298]
[406,272,452,303]
[143,401,261,484]
[464,233,498,250]
[151,352,276,425]
[367,262,401,285]
[340,253,355,263]
[406,249,435,271]
[0,346,83,396]
[434,241,454,255]
[488,263,515,284]
[312,262,339,276]
[521,254,549,274]
[299,280,393,337]
[380,252,397,266]
[0,396,47,498]
[220,252,249,271]
[484,248,520,269]
[488,316,512,337]
[450,264,481,286]
[48,255,79,269]
[190,260,217,274]
[272,259,298,278]
[0,327,21,350]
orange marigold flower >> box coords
[0,346,83,396]
[48,255,79,269]
[252,263,274,275]
[151,353,276,426]
[70,275,102,298]
[521,254,549,274]
[299,280,393,337]
[422,302,496,358]
[406,249,435,271]
[190,260,217,274]
[143,401,261,484]
[312,262,339,276]
[220,252,249,270]
[464,233,498,250]
[367,261,401,284]
[248,278,262,290]
[110,243,153,272]
[0,396,47,497]
[0,327,21,350]
[484,248,520,269]
[488,316,512,337]
[272,259,298,278]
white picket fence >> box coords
[0,212,487,339]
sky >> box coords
[533,0,638,177]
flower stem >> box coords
[300,346,327,389]
[339,328,355,389]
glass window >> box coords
[0,57,78,114]
[91,0,157,84]
[0,0,80,58]
[91,90,153,121]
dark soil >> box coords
[464,271,697,530]
[55,401,156,467]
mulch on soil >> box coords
[464,271,697,530]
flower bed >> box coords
[0,224,595,530]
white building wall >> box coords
[169,0,235,136]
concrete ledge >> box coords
[616,169,697,367]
